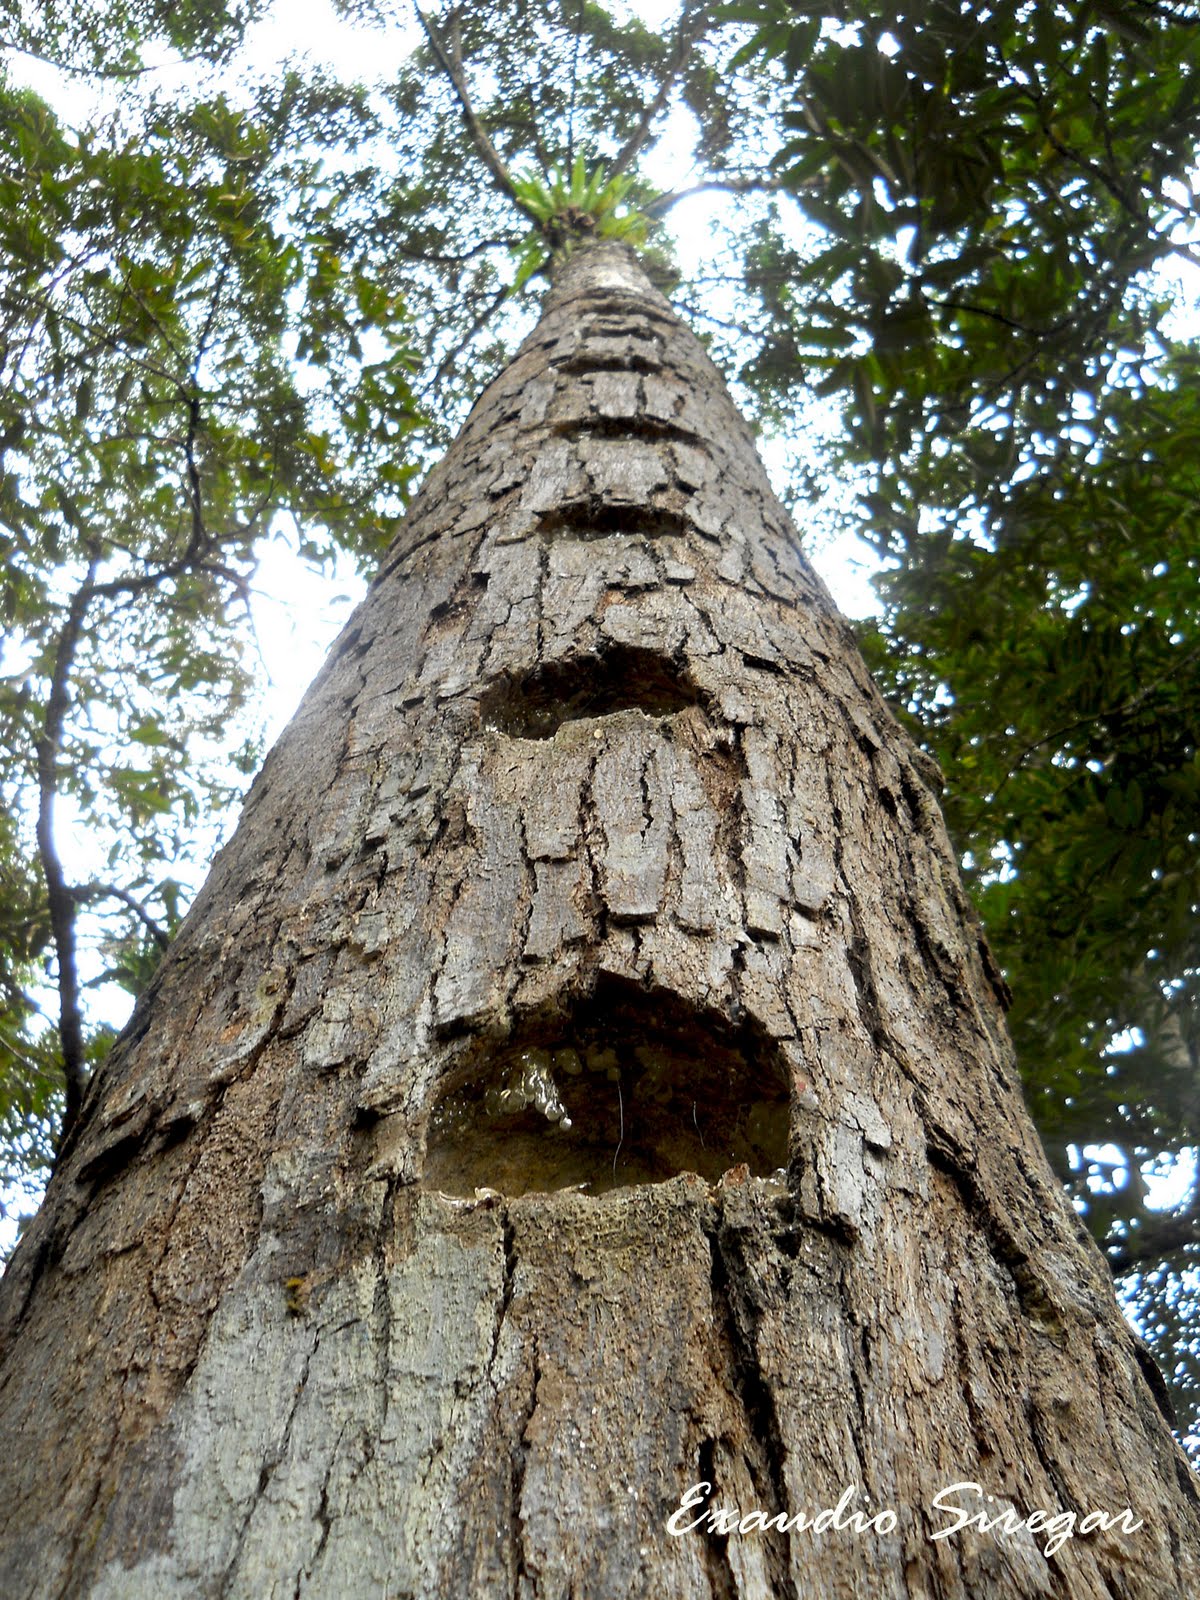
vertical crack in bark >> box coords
[483,1209,538,1600]
[295,1423,345,1598]
[534,533,548,667]
[924,1139,1128,1576]
[822,757,894,1059]
[370,1180,397,1447]
[637,745,654,855]
[843,924,889,1055]
[898,882,962,1017]
[431,856,471,1022]
[726,723,751,1023]
[695,1437,739,1600]
[896,758,946,851]
[889,817,976,1028]
[417,734,468,864]
[661,769,686,924]
[510,1342,541,1600]
[308,647,373,874]
[841,1300,872,1493]
[948,1274,994,1472]
[926,1142,1052,1336]
[486,1203,516,1388]
[52,1434,120,1600]
[579,748,610,952]
[704,1211,792,1597]
[513,807,538,976]
[1020,1404,1080,1600]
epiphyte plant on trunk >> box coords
[508,154,648,287]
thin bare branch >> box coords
[413,2,540,223]
[647,174,792,218]
[72,884,170,950]
[0,289,187,396]
[565,0,583,167]
[381,234,521,268]
[0,34,211,81]
[610,1,708,180]
[427,278,515,396]
[182,392,206,562]
[35,562,99,1142]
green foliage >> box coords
[0,1021,65,1254]
[0,0,277,93]
[732,0,1200,477]
[859,366,1200,1174]
[510,154,648,287]
[0,23,422,1187]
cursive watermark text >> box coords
[667,1479,1144,1560]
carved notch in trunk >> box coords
[422,977,789,1196]
[479,645,702,740]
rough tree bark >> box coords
[1,242,1197,1599]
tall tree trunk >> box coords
[1,242,1196,1599]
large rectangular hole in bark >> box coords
[558,353,662,376]
[479,645,704,739]
[534,500,693,542]
[421,978,790,1197]
[549,416,699,446]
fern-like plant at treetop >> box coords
[510,153,648,288]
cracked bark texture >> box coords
[1,242,1197,1599]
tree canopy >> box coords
[2,0,1198,1444]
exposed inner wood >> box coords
[422,976,790,1195]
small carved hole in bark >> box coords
[740,651,783,677]
[535,499,691,542]
[421,977,789,1197]
[479,645,703,740]
[426,572,488,634]
[559,352,661,376]
[549,415,697,447]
